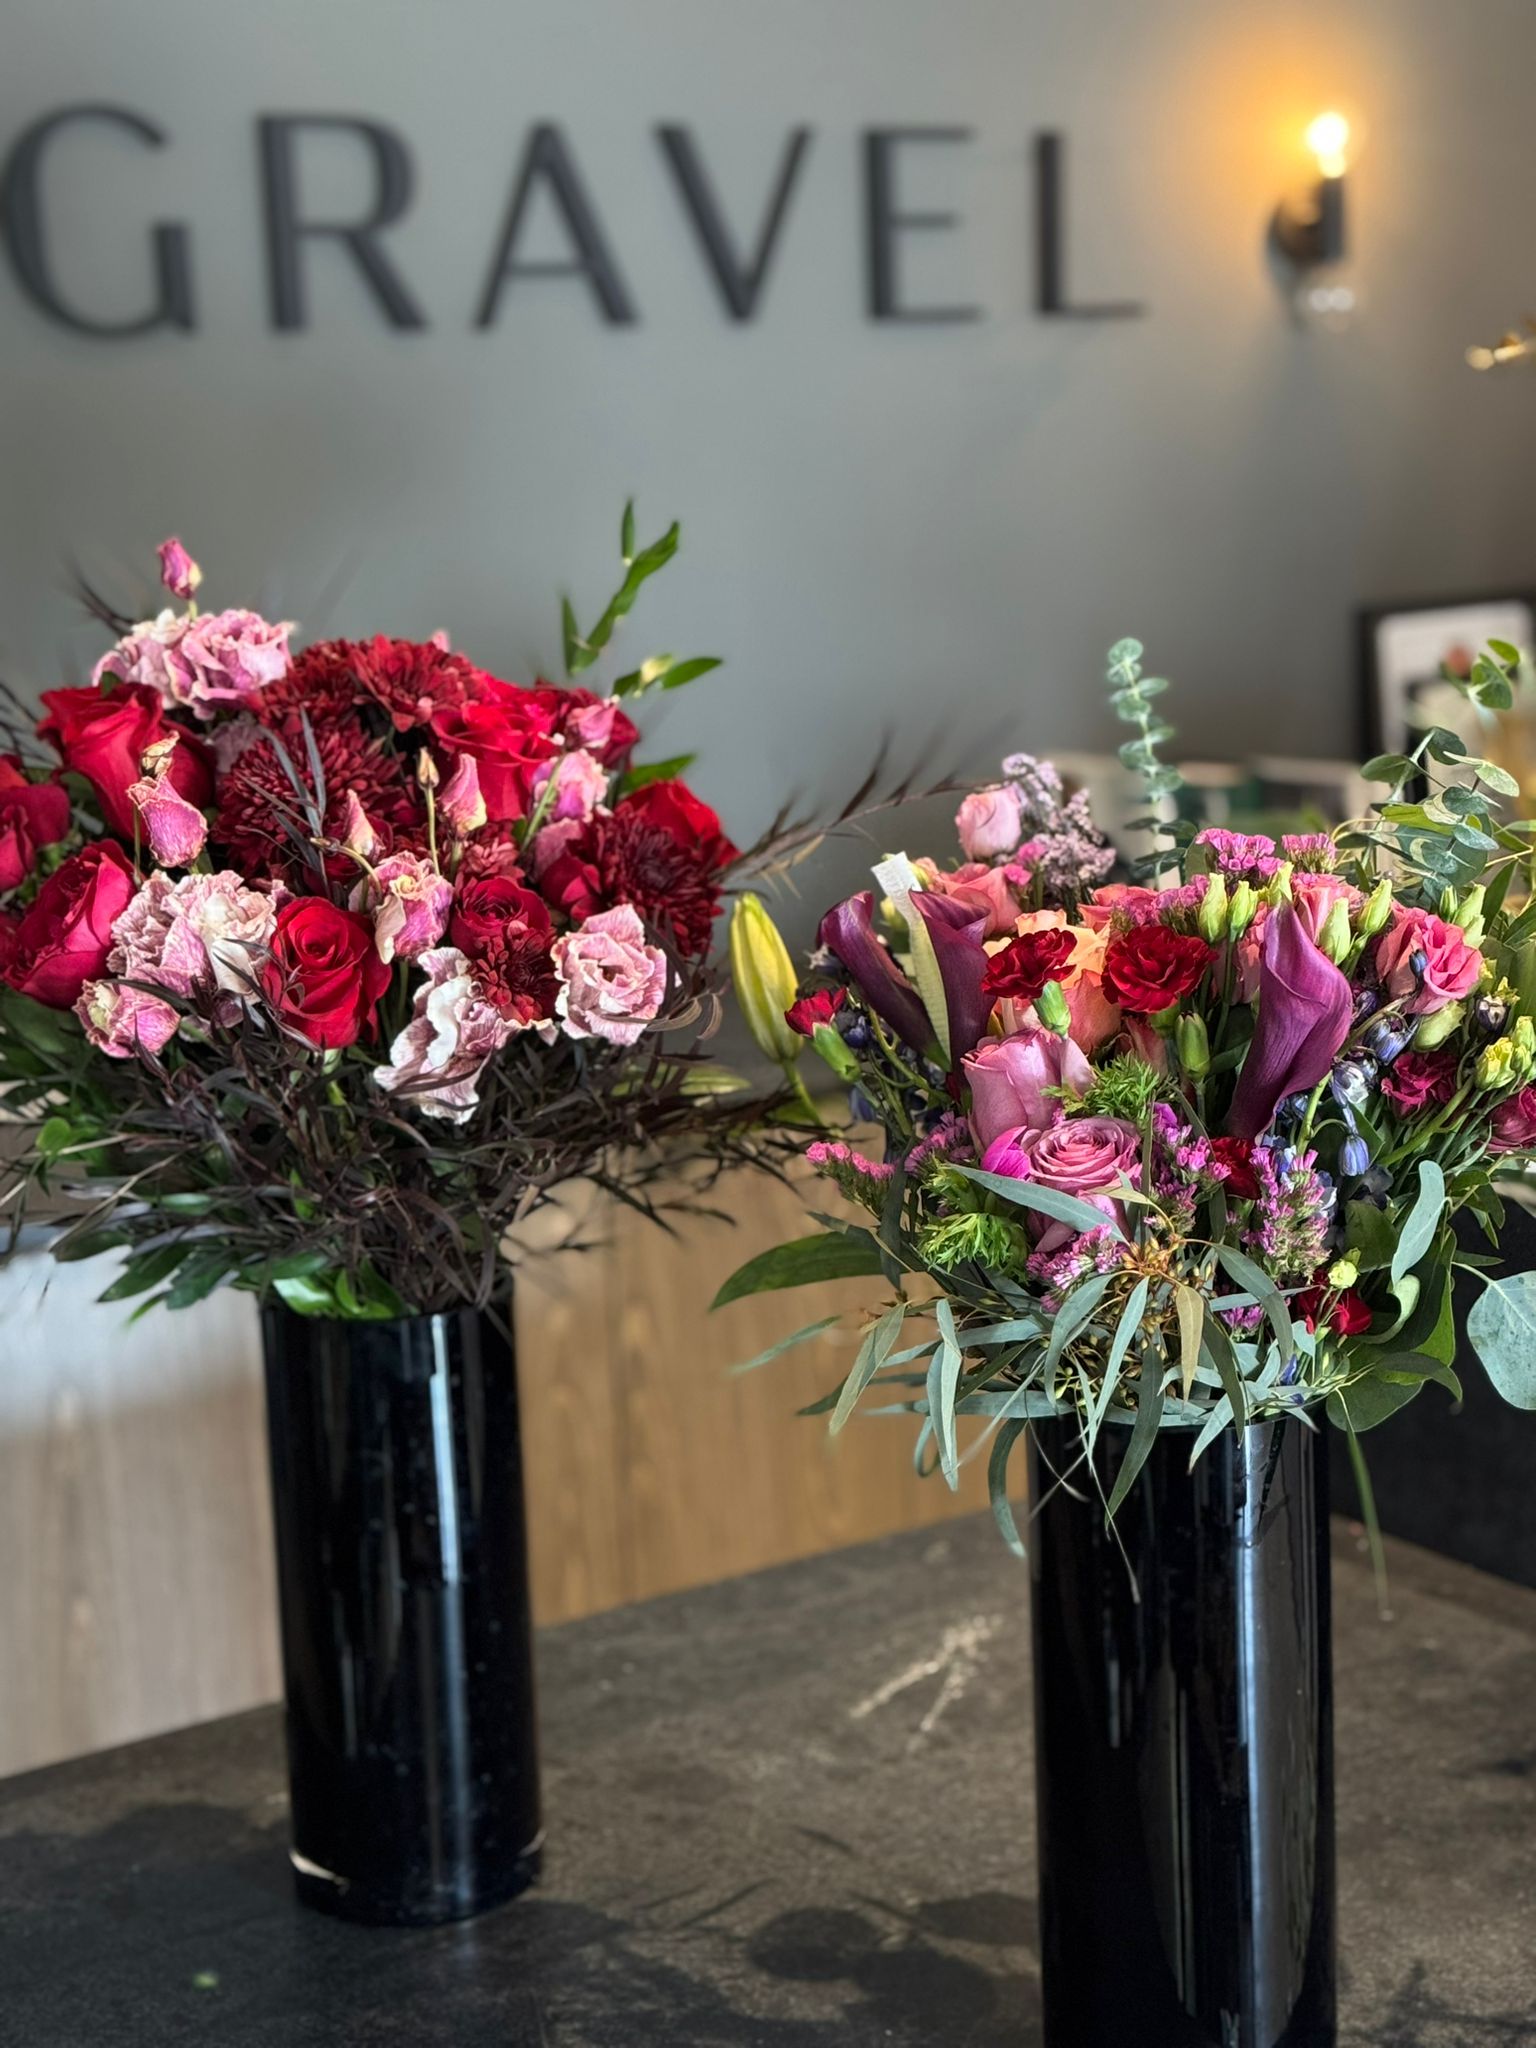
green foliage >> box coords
[711,1230,888,1308]
[1105,638,1182,882]
[561,499,721,698]
[1467,1270,1536,1408]
[1065,1052,1164,1123]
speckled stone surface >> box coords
[2,1515,1534,2047]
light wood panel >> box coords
[0,1169,985,1777]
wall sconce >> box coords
[1272,112,1356,326]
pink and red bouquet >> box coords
[0,508,780,1318]
[723,637,1536,1536]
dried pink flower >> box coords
[357,850,453,963]
[95,607,294,719]
[372,945,515,1122]
[128,761,207,867]
[74,977,180,1059]
[438,754,488,836]
[552,904,669,1046]
[156,538,202,600]
[534,747,609,824]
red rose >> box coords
[1208,1135,1261,1201]
[1379,1048,1458,1115]
[1102,925,1214,1014]
[261,897,390,1049]
[536,780,737,957]
[982,927,1077,1005]
[527,684,638,768]
[38,683,212,841]
[1295,1279,1373,1337]
[3,842,136,1008]
[448,874,557,1026]
[0,755,71,891]
[786,987,845,1037]
[431,679,560,822]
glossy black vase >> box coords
[1029,1418,1335,2048]
[260,1303,541,1926]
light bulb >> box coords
[1305,111,1350,180]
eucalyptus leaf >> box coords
[955,1165,1127,1241]
[729,1315,841,1376]
[712,1230,886,1308]
[1467,1269,1536,1409]
[1391,1162,1446,1283]
[833,1302,908,1436]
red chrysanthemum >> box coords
[212,713,424,884]
[255,637,489,733]
[251,641,365,726]
[536,781,737,958]
[449,876,558,1026]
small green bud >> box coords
[1227,880,1259,938]
[1414,1001,1464,1051]
[729,894,801,1066]
[1317,899,1352,964]
[1036,979,1072,1037]
[1476,1037,1519,1091]
[1452,884,1486,933]
[1175,1012,1210,1078]
[1356,878,1393,937]
[1328,1256,1359,1290]
[1263,861,1295,907]
[810,1022,860,1082]
[1197,873,1229,944]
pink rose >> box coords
[95,607,294,719]
[1375,906,1482,1015]
[358,851,453,964]
[963,1026,1094,1152]
[372,945,515,1123]
[921,861,1025,938]
[533,746,610,824]
[956,785,1025,862]
[552,904,669,1047]
[75,977,180,1059]
[981,1114,1139,1253]
[1489,1085,1536,1154]
[156,538,201,600]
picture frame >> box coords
[1359,592,1536,758]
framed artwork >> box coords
[1360,593,1536,759]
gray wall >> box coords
[4,0,1535,901]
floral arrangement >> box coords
[0,508,789,1320]
[724,637,1536,1541]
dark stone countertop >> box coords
[3,1514,1536,2047]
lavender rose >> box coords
[372,945,515,1122]
[552,904,669,1046]
[156,537,202,600]
[533,747,610,824]
[95,607,294,719]
[981,1113,1140,1252]
[111,869,276,1008]
[964,1027,1093,1152]
[956,784,1025,862]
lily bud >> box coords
[730,894,802,1066]
[1176,1012,1210,1078]
[1414,1002,1464,1051]
[1317,899,1352,964]
[1227,880,1259,939]
[1356,878,1393,937]
[1035,979,1072,1037]
[1197,873,1229,944]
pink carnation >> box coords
[552,904,669,1046]
[359,851,453,963]
[372,945,514,1122]
[95,607,294,719]
[533,746,609,824]
[75,977,180,1059]
[110,869,275,1006]
[1080,883,1164,930]
[956,784,1025,862]
[1375,906,1482,1015]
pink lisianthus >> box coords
[372,945,514,1123]
[127,762,207,868]
[918,859,1026,938]
[75,977,180,1059]
[358,851,453,963]
[552,904,669,1046]
[336,788,382,862]
[963,1025,1094,1151]
[956,784,1025,862]
[980,1114,1140,1254]
[438,754,487,836]
[95,607,294,719]
[111,869,276,1006]
[1375,906,1483,1015]
[533,746,609,824]
[1489,1085,1536,1154]
[156,538,201,600]
[1079,883,1163,931]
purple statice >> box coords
[1282,833,1338,873]
[1000,752,1065,821]
[905,1114,975,1175]
[806,1138,896,1213]
[1193,827,1283,883]
[1245,1140,1334,1281]
[992,755,1115,904]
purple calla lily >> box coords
[1227,903,1354,1141]
[817,891,933,1051]
[911,890,992,1063]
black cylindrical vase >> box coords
[1029,1417,1335,2048]
[260,1303,541,1926]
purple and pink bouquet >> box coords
[0,508,786,1319]
[723,638,1536,1535]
